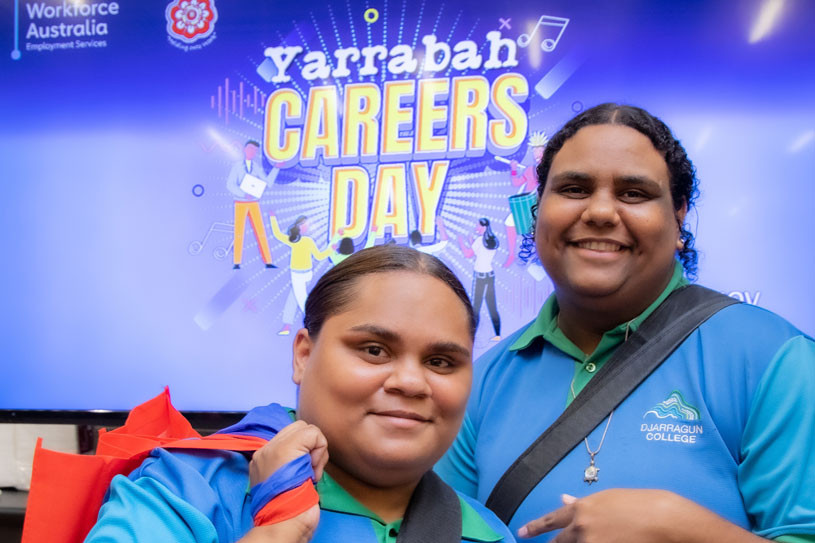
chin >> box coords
[353,448,438,486]
[560,276,626,299]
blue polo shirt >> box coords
[437,264,815,542]
[85,406,516,543]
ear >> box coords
[292,328,313,386]
[675,201,688,251]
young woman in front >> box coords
[85,245,515,543]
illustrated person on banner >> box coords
[328,225,379,267]
[504,132,548,269]
[226,140,279,270]
[269,213,332,336]
[458,218,502,342]
[410,216,451,259]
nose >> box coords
[383,359,432,398]
[581,190,620,227]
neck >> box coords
[554,264,678,354]
[325,462,419,523]
[555,289,660,355]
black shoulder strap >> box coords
[397,470,462,543]
[485,285,738,524]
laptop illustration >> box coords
[239,173,267,199]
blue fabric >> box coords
[86,406,515,542]
[85,450,251,543]
[314,509,380,541]
[248,453,315,516]
[436,302,815,541]
[216,402,294,440]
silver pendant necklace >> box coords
[571,381,613,485]
[569,321,629,484]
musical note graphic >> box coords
[517,15,569,52]
[188,221,235,260]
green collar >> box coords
[510,260,689,356]
[316,471,501,542]
[288,407,499,541]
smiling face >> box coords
[536,124,685,315]
[292,271,473,488]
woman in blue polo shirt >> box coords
[85,245,514,543]
[436,104,815,542]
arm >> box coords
[509,160,527,188]
[265,164,281,184]
[85,449,247,543]
[519,165,538,192]
[226,162,248,199]
[269,213,291,246]
[363,225,379,249]
[739,336,815,541]
[519,490,768,542]
[238,421,328,543]
[458,235,475,259]
[519,336,815,543]
[309,237,334,262]
[436,215,449,241]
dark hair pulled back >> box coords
[303,245,476,339]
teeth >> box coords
[576,241,622,252]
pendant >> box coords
[583,458,599,484]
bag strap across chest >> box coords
[485,285,738,524]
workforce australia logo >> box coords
[165,0,217,51]
[640,390,703,444]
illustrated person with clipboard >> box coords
[226,140,279,269]
[436,104,815,542]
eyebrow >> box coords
[348,324,472,357]
[550,171,663,191]
[549,171,592,184]
[349,324,400,342]
[613,174,663,191]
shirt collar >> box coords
[510,260,689,355]
[316,471,501,541]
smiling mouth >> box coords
[571,240,627,252]
[372,410,431,423]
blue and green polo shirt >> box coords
[437,261,815,542]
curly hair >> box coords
[523,103,699,279]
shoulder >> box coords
[692,299,810,361]
[457,491,516,542]
[466,322,542,424]
[472,322,539,385]
[128,447,250,501]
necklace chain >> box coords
[568,320,631,482]
[570,381,613,457]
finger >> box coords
[550,524,577,543]
[519,504,574,538]
[275,420,307,439]
[312,448,329,481]
[304,426,328,476]
[561,494,577,505]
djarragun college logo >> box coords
[640,390,703,444]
